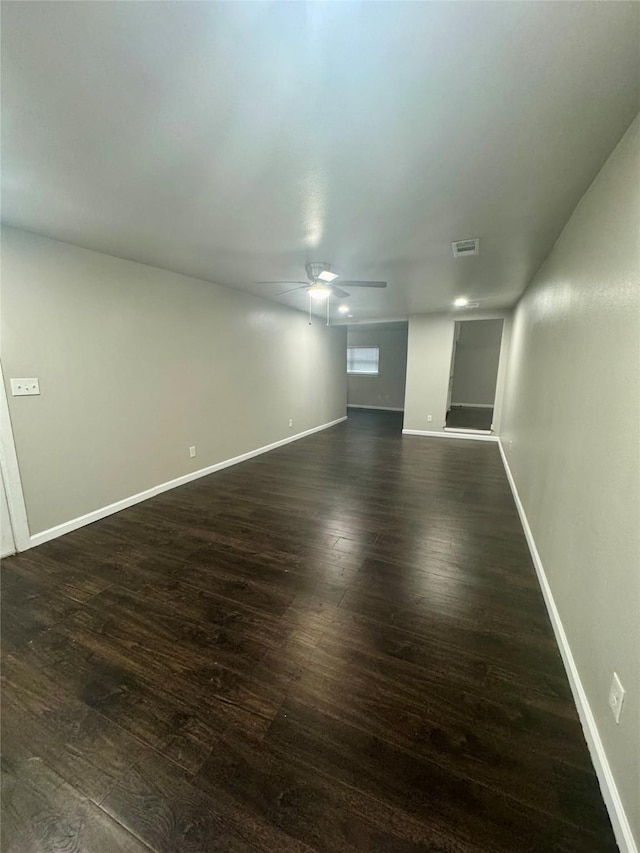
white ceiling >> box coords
[2,1,638,321]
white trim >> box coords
[402,429,498,443]
[498,439,637,853]
[0,363,31,551]
[28,416,347,550]
[450,402,494,409]
[444,426,492,433]
[347,404,404,412]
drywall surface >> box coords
[347,322,408,409]
[403,311,511,433]
[501,115,640,846]
[1,227,347,535]
[451,318,503,406]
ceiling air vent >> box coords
[451,238,479,258]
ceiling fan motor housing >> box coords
[305,261,333,282]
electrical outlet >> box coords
[11,378,40,396]
[608,672,625,724]
[189,446,196,458]
[288,419,293,428]
[427,414,433,423]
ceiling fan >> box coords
[256,262,387,301]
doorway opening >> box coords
[445,318,503,433]
[346,321,408,432]
[1,469,16,557]
[0,363,31,555]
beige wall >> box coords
[347,322,408,410]
[501,116,640,844]
[403,310,512,433]
[451,318,504,406]
[1,227,347,536]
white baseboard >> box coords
[28,416,347,550]
[347,404,404,412]
[402,428,498,443]
[450,402,494,409]
[444,427,493,435]
[498,439,637,853]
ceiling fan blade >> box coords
[331,286,350,299]
[255,280,308,285]
[339,281,387,288]
[276,285,309,296]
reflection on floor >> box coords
[1,410,616,852]
[446,405,493,430]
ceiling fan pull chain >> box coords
[309,299,312,326]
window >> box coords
[347,346,379,375]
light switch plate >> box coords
[608,672,625,724]
[10,378,40,396]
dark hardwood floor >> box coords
[1,410,616,852]
[446,406,494,431]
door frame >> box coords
[445,321,462,415]
[0,362,31,551]
[445,318,504,434]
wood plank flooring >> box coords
[446,406,494,431]
[1,410,616,852]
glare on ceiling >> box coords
[338,304,350,314]
[454,296,469,307]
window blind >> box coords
[347,347,379,375]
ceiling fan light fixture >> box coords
[317,270,339,283]
[454,296,469,307]
[308,284,332,301]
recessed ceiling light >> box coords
[347,314,354,318]
[308,284,332,301]
[338,304,350,314]
[317,270,339,282]
[454,297,469,307]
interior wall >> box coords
[0,227,347,537]
[347,322,408,410]
[451,319,504,406]
[501,115,639,846]
[403,310,512,433]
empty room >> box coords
[1,2,638,852]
